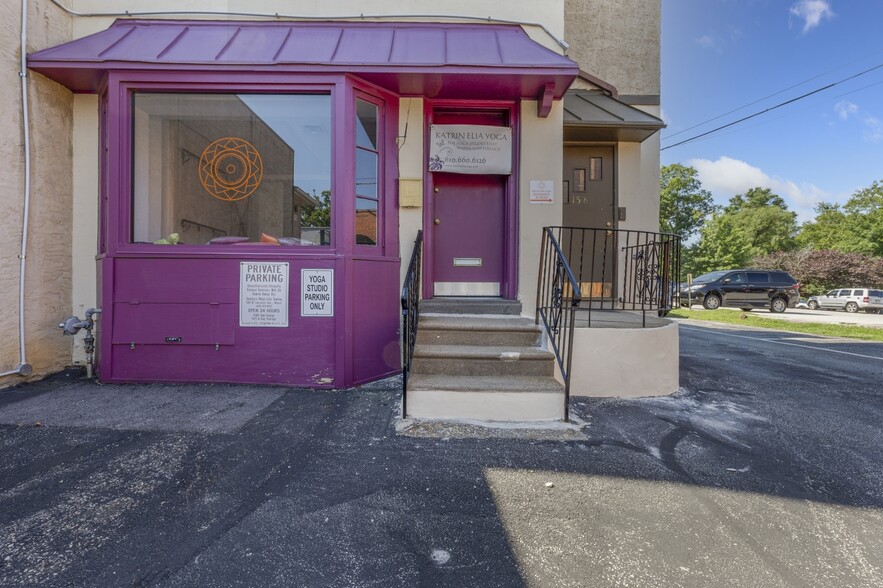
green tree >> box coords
[796,202,851,251]
[798,181,883,255]
[689,187,798,274]
[844,181,883,255]
[301,190,331,228]
[659,164,715,238]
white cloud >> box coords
[862,115,883,142]
[832,101,883,142]
[688,156,827,221]
[834,100,858,120]
[789,0,834,33]
[696,34,716,49]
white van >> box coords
[807,288,883,314]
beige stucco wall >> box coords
[70,94,98,365]
[567,321,679,398]
[0,0,72,385]
[564,0,660,97]
[617,106,663,233]
[397,98,425,291]
[518,101,564,316]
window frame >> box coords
[353,92,384,250]
[128,90,335,249]
[107,74,343,257]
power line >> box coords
[662,72,833,141]
[662,77,883,150]
[662,47,883,142]
[661,61,883,151]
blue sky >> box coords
[661,0,883,221]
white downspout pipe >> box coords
[2,0,33,379]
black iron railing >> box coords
[544,227,681,327]
[400,230,423,418]
[536,227,582,422]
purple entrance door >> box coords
[431,110,507,297]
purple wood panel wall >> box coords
[106,256,339,385]
[351,258,401,384]
[97,72,401,388]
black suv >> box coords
[680,269,800,313]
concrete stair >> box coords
[406,309,565,422]
[420,297,522,315]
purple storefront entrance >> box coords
[28,20,577,388]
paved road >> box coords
[0,323,882,587]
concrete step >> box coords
[406,374,564,421]
[411,344,554,377]
[416,315,541,347]
[421,297,522,315]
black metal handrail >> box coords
[535,227,582,422]
[544,227,681,327]
[400,230,423,418]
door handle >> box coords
[434,218,441,225]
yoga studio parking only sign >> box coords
[301,269,334,317]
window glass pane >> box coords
[573,169,586,192]
[589,157,602,180]
[132,93,332,246]
[747,272,769,283]
[728,273,744,284]
[355,198,378,245]
[356,100,378,150]
[356,148,378,198]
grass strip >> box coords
[668,309,883,342]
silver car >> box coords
[807,288,883,314]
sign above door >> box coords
[428,125,512,175]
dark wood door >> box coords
[562,146,615,296]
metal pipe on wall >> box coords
[2,0,34,379]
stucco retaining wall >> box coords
[567,321,679,398]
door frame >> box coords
[422,100,520,300]
[562,142,619,300]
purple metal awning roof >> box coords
[27,19,578,100]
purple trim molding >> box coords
[422,100,520,301]
[538,83,555,118]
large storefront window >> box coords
[132,93,332,246]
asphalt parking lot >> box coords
[1,322,882,587]
[683,303,883,327]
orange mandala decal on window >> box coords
[199,137,263,201]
